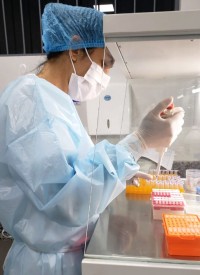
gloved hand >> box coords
[127,171,153,187]
[135,97,184,149]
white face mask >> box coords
[68,49,110,102]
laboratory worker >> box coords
[0,3,184,275]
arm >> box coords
[0,78,140,229]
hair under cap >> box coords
[42,3,105,54]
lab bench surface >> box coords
[82,192,200,275]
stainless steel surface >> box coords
[82,258,200,275]
[85,191,200,264]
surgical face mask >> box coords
[68,49,110,102]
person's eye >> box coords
[104,62,113,69]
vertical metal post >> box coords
[76,0,78,6]
[1,0,9,54]
[19,0,26,54]
[94,0,98,10]
[114,0,116,13]
[175,0,180,10]
[153,0,156,12]
[133,0,136,13]
[38,0,43,53]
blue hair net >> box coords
[42,3,105,53]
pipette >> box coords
[156,102,174,176]
[156,148,166,175]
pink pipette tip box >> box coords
[151,189,185,220]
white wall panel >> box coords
[0,55,45,92]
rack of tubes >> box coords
[126,170,185,195]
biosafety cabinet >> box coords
[82,10,200,275]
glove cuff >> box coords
[134,130,148,150]
[118,132,147,161]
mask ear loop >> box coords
[101,45,106,85]
[69,53,77,74]
[84,48,93,64]
[84,47,106,70]
[102,44,105,71]
[70,49,92,77]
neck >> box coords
[37,54,72,93]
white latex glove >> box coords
[127,171,153,187]
[135,97,184,149]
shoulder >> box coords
[0,74,39,105]
[0,75,47,138]
[3,74,37,91]
[2,74,44,119]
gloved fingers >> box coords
[136,97,184,149]
[169,109,185,125]
[131,177,140,187]
[151,97,173,117]
[128,172,153,187]
[171,106,184,115]
[171,122,184,142]
[168,119,184,146]
[134,171,153,180]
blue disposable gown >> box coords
[0,74,139,275]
